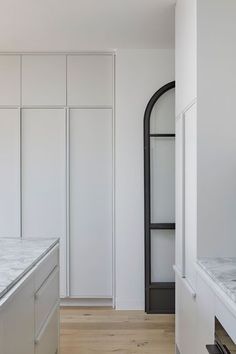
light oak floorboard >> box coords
[60,307,175,354]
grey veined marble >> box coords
[0,238,59,300]
[198,258,236,303]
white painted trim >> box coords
[65,107,70,297]
[19,106,22,239]
[182,113,186,277]
[115,298,144,310]
[112,53,116,309]
[60,298,113,307]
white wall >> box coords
[115,49,175,310]
[197,0,236,258]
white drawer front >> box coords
[35,266,59,335]
[35,305,59,354]
[35,245,59,292]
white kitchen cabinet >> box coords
[22,109,66,296]
[1,276,35,354]
[35,266,59,335]
[0,109,20,237]
[69,109,113,297]
[22,55,66,106]
[67,55,113,106]
[175,270,197,354]
[0,242,59,354]
[0,52,114,303]
[0,55,21,106]
[176,0,236,352]
[175,104,197,354]
[196,273,215,354]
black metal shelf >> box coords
[144,81,176,314]
[149,133,175,138]
[150,223,175,230]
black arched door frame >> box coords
[144,81,175,314]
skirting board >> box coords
[115,298,144,310]
[60,297,113,307]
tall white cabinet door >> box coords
[0,56,21,106]
[22,109,66,296]
[70,109,112,297]
[67,55,113,106]
[0,109,20,237]
[184,103,197,288]
[22,55,66,106]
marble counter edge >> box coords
[0,238,59,301]
[196,259,236,319]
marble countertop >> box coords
[0,238,59,300]
[198,258,236,303]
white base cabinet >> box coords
[175,271,197,354]
[196,273,214,354]
[0,276,35,354]
[176,266,236,354]
[0,244,59,354]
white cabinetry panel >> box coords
[196,273,215,354]
[1,277,35,354]
[22,109,66,295]
[22,55,66,106]
[0,109,20,237]
[0,56,20,106]
[67,55,113,106]
[184,103,197,288]
[70,109,112,297]
[176,271,197,354]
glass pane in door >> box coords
[151,230,175,282]
[150,89,175,134]
[150,137,175,223]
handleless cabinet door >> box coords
[21,109,66,296]
[0,109,20,237]
[67,55,113,106]
[22,55,66,106]
[0,55,20,106]
[70,109,113,297]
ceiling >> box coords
[0,0,175,52]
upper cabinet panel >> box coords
[0,55,20,106]
[67,55,113,106]
[175,0,197,116]
[22,55,66,106]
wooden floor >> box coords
[60,307,175,354]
